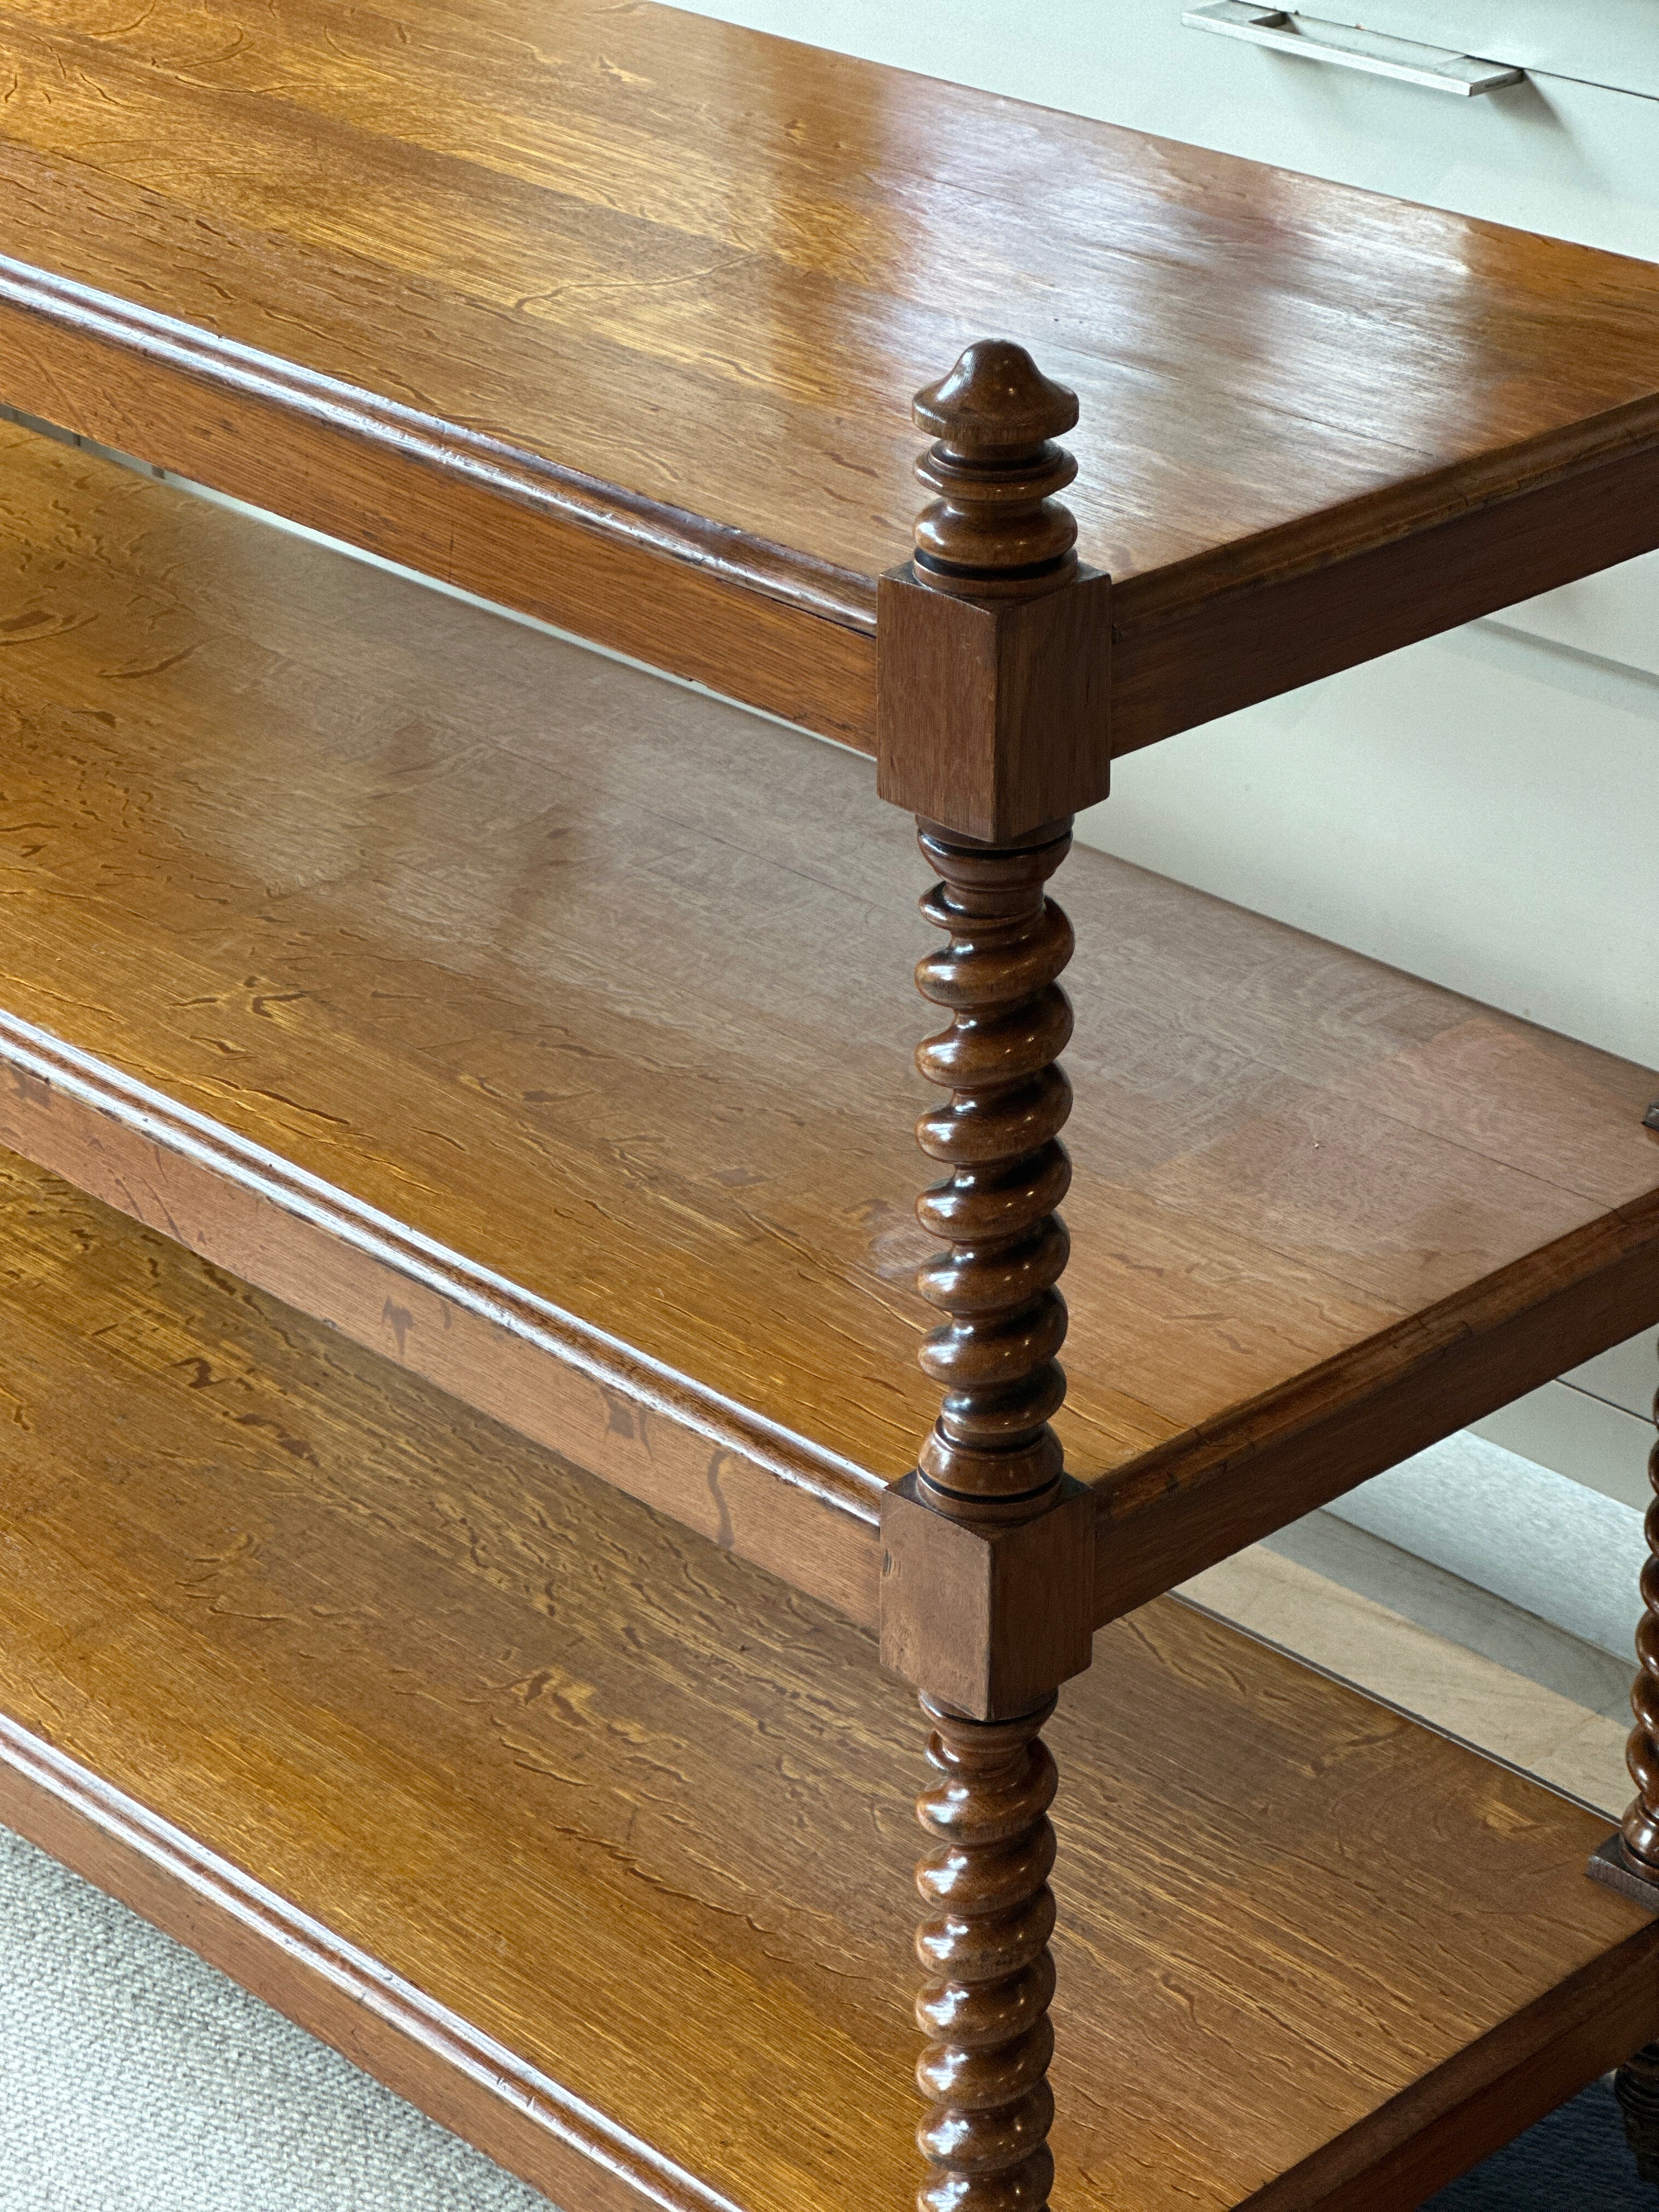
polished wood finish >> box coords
[1,1,1659,748]
[909,343,1081,587]
[910,821,1076,1524]
[1615,2044,1659,2187]
[881,358,1102,2212]
[1622,1369,1659,1872]
[2,1142,1658,2212]
[2,425,1658,1634]
[876,340,1110,844]
[913,1696,1059,2212]
[881,1472,1094,1722]
[877,569,1111,842]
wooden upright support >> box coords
[1619,1359,1659,1884]
[876,341,1110,2212]
[1596,1345,1659,2181]
[1590,1350,1659,1918]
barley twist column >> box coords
[915,1695,1060,2212]
[877,340,1109,2212]
[1615,2041,1659,2186]
[910,814,1071,2212]
[1619,1374,1659,1877]
[1610,1363,1659,2183]
[913,819,1074,1523]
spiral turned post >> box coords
[915,1695,1059,2212]
[907,340,1081,1532]
[1615,2042,1659,2185]
[1620,1374,1659,1877]
[913,821,1074,1522]
[896,341,1091,2212]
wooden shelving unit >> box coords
[1,3,1658,2205]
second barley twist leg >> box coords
[916,1694,1059,2212]
[1615,2042,1659,2185]
[1612,1365,1659,2182]
[1620,1376,1659,1877]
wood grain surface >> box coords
[0,1142,1655,2212]
[2,425,1658,1624]
[0,0,1658,742]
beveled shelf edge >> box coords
[0,261,880,753]
[0,1008,887,1629]
[0,1709,741,2212]
[1093,1189,1659,1626]
[0,254,875,635]
[1238,1915,1659,2212]
[1109,403,1659,753]
[8,1001,1659,1646]
[4,1658,1657,2212]
[9,256,1659,763]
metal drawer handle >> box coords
[1182,3,1523,97]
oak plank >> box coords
[0,1143,1654,2212]
[1,0,1658,738]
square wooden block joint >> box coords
[879,1471,1096,1720]
[876,565,1111,846]
[1589,1833,1659,1912]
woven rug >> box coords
[1,1821,1652,2208]
[1427,2077,1655,2208]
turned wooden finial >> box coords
[911,341,1081,595]
[877,337,1108,839]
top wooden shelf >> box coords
[2,0,1659,749]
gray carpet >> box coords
[1427,2080,1655,2208]
[1,1820,1650,2207]
[0,1825,550,2210]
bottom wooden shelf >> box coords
[0,1143,1653,2212]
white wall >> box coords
[1093,622,1659,1068]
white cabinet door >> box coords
[667,3,1659,256]
[1342,0,1659,99]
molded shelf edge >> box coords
[0,1008,887,1628]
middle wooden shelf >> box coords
[1,417,1656,1632]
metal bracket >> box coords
[1589,1833,1659,1912]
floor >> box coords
[1180,1507,1635,1821]
[0,1820,551,2212]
